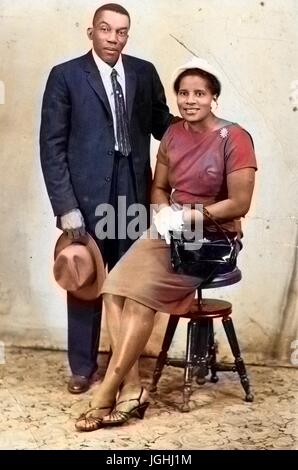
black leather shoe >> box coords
[68,375,90,394]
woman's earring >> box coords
[211,98,218,112]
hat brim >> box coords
[54,233,106,301]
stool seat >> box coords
[150,266,254,410]
[186,298,232,319]
[201,267,242,289]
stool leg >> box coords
[181,320,198,412]
[150,315,180,392]
[208,320,219,383]
[222,317,254,402]
[195,319,210,385]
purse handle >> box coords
[202,207,234,245]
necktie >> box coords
[110,69,131,156]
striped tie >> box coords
[110,69,131,156]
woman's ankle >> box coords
[90,386,117,408]
[120,382,141,395]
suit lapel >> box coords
[123,56,136,122]
[83,52,136,122]
[83,51,112,118]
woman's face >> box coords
[177,74,215,124]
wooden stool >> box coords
[150,268,254,411]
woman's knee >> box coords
[124,298,156,317]
[103,293,124,308]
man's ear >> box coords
[87,27,93,40]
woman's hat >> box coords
[53,233,105,301]
[172,57,222,90]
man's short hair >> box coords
[93,3,131,26]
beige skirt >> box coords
[101,230,208,315]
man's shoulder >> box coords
[52,52,90,72]
[122,54,156,72]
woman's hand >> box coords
[153,206,184,244]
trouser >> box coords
[67,152,138,376]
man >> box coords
[40,3,173,393]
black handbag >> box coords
[170,208,238,278]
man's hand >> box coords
[60,208,86,240]
[153,205,184,244]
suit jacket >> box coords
[40,50,172,232]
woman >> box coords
[75,57,257,432]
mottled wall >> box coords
[0,0,297,367]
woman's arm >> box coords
[207,167,256,220]
[151,161,172,208]
[184,167,256,224]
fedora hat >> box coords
[53,233,105,301]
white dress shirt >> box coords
[92,49,126,151]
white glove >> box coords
[153,206,184,244]
[60,208,86,240]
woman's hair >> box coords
[174,68,221,97]
[93,3,131,26]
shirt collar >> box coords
[92,50,125,81]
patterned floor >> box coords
[0,348,297,450]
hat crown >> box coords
[53,233,105,300]
[54,244,96,292]
[172,57,222,89]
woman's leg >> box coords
[93,296,156,403]
[105,294,142,391]
[76,296,156,430]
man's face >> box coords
[87,10,130,66]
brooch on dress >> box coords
[219,127,229,139]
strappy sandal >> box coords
[102,387,149,427]
[75,403,112,432]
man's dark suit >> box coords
[40,50,172,377]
